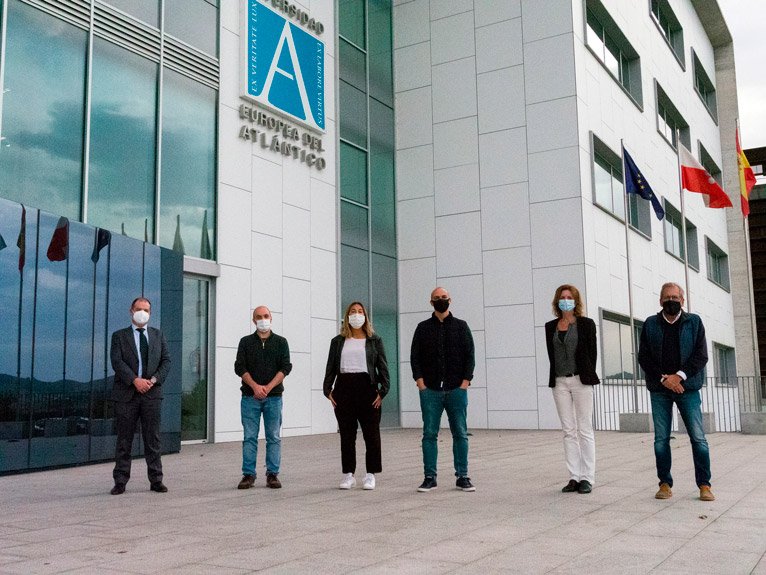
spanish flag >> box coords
[737,129,757,217]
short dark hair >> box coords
[131,297,151,310]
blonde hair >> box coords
[340,301,375,338]
[552,284,584,318]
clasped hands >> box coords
[661,373,684,394]
[133,378,154,394]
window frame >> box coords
[691,48,718,124]
[663,199,699,271]
[649,0,685,69]
[698,141,723,187]
[655,81,691,152]
[590,133,653,239]
[584,0,644,110]
[600,310,645,382]
[712,342,737,386]
[705,236,730,292]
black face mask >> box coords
[433,299,450,313]
[662,300,682,316]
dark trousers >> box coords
[113,394,163,485]
[333,373,382,474]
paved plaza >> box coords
[1,428,766,574]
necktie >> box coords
[138,328,149,379]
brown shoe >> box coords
[238,474,255,489]
[266,473,281,489]
[655,483,672,499]
[700,486,715,501]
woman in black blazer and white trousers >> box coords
[324,301,390,490]
[545,284,600,494]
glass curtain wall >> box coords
[0,0,218,260]
[0,197,183,473]
[338,0,398,426]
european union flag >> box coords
[623,147,665,220]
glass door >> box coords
[181,276,210,442]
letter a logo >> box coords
[242,0,325,132]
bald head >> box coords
[253,306,271,320]
[431,287,449,300]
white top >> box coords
[340,338,368,374]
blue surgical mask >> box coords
[558,299,575,312]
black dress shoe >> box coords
[150,482,168,493]
[111,484,126,495]
[578,480,592,494]
[561,479,580,493]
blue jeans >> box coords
[420,387,468,478]
[241,395,282,476]
[650,389,711,487]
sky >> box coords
[718,0,766,149]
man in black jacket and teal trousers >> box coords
[638,282,714,502]
[234,306,292,490]
[411,287,475,492]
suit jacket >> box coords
[323,334,390,398]
[544,316,600,387]
[110,326,172,402]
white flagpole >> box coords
[621,142,639,411]
[676,129,691,312]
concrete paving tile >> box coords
[256,559,358,574]
[655,546,762,575]
[309,542,411,567]
[751,555,766,574]
[0,549,117,575]
[691,526,766,554]
[402,538,507,563]
[549,549,666,574]
[590,533,687,556]
[456,548,572,574]
[205,538,325,571]
[349,557,463,574]
[156,564,252,575]
[1,535,122,559]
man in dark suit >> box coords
[110,297,172,495]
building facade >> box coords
[0,0,755,471]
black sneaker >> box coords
[456,476,475,492]
[578,480,592,494]
[417,476,437,492]
[562,479,580,493]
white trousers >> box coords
[552,375,595,484]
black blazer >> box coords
[544,316,599,387]
[323,334,390,398]
[110,326,172,402]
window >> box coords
[338,0,398,427]
[585,1,643,107]
[87,38,158,242]
[0,0,87,220]
[601,311,644,381]
[699,143,723,187]
[159,69,217,260]
[651,0,685,67]
[753,164,763,176]
[692,49,717,122]
[663,201,699,270]
[164,0,218,56]
[713,343,736,385]
[706,237,730,291]
[656,83,690,150]
[591,135,652,237]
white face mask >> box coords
[348,313,365,329]
[132,310,150,326]
[256,319,271,333]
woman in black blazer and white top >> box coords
[544,284,600,494]
[323,301,390,490]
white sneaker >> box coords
[339,473,356,489]
[363,473,376,490]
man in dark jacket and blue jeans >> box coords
[638,282,714,502]
[411,287,475,492]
